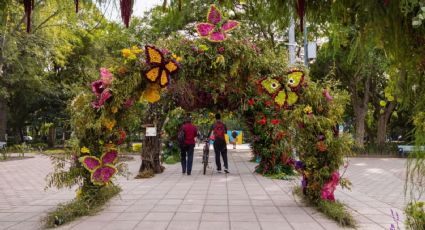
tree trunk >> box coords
[0,98,6,141]
[376,100,397,148]
[139,135,163,175]
[48,126,56,147]
[137,100,172,177]
[354,109,367,148]
[350,74,371,148]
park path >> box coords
[0,145,416,230]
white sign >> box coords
[146,127,157,137]
[308,42,317,59]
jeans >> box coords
[181,144,195,174]
[213,139,228,170]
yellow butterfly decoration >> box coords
[144,45,180,88]
[260,70,305,109]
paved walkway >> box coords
[0,145,419,230]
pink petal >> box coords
[80,156,101,171]
[123,97,134,109]
[221,20,239,32]
[207,5,222,25]
[102,150,118,164]
[100,68,113,85]
[91,80,105,96]
[208,31,226,42]
[323,89,333,102]
[196,23,215,37]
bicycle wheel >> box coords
[203,159,207,175]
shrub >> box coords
[405,201,425,230]
[44,184,121,228]
[132,143,142,152]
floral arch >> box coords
[49,4,353,226]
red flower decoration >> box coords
[271,119,280,125]
[258,117,267,125]
[248,98,254,106]
[116,130,127,145]
[265,101,272,107]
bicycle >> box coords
[202,139,210,175]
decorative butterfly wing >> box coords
[145,45,163,65]
[196,23,215,37]
[287,70,304,91]
[261,78,281,95]
[91,164,118,185]
[159,69,170,87]
[80,156,101,172]
[286,91,299,107]
[221,20,239,32]
[101,149,118,164]
[164,60,179,74]
[207,5,222,25]
[274,90,287,107]
[145,67,161,82]
[208,32,227,42]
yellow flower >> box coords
[121,48,136,60]
[140,84,161,103]
[172,53,183,62]
[80,146,90,154]
[131,46,143,54]
[198,44,209,51]
[103,118,116,131]
[121,48,132,58]
[76,189,83,199]
[111,106,118,114]
[303,105,313,114]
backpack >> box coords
[213,122,225,140]
[177,128,185,147]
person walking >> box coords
[179,115,198,175]
[231,130,238,149]
[208,113,229,173]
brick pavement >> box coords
[0,146,420,230]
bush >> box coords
[405,201,425,230]
[132,143,142,152]
[352,143,398,156]
[44,184,121,228]
[293,186,357,228]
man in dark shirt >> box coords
[208,113,229,173]
[180,116,198,175]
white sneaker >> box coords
[224,168,229,173]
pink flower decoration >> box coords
[123,97,134,109]
[79,151,119,185]
[196,5,239,42]
[217,46,225,54]
[91,80,105,96]
[82,157,100,171]
[101,150,118,164]
[92,89,112,109]
[321,172,340,201]
[100,68,113,85]
[91,166,118,184]
[323,89,333,102]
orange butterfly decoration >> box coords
[144,45,180,87]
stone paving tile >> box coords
[230,221,261,230]
[166,220,199,230]
[134,220,170,230]
[198,221,229,230]
[102,220,139,230]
